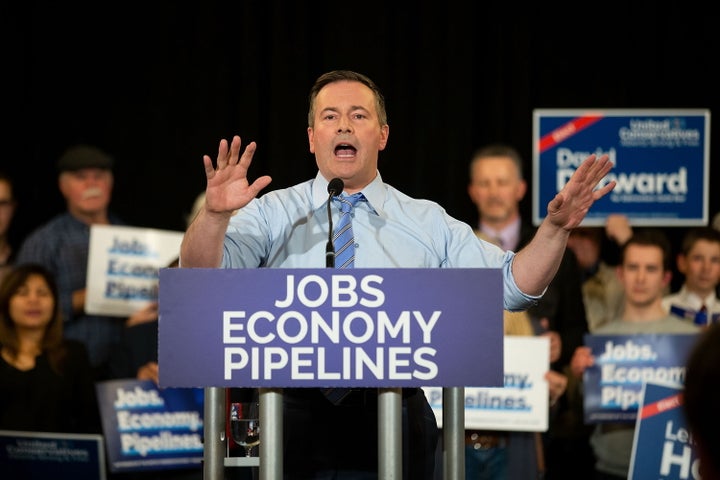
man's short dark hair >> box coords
[307,70,387,128]
[620,229,673,272]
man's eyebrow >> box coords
[320,105,369,113]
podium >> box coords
[202,386,466,480]
[159,268,504,479]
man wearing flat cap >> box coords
[16,144,126,380]
[56,144,115,172]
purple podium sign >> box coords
[158,268,503,389]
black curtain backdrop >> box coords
[3,3,718,284]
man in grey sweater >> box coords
[570,229,700,479]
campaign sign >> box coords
[95,379,204,473]
[628,382,700,480]
[0,430,105,479]
[423,335,549,431]
[158,268,504,389]
[85,225,184,317]
[583,333,698,423]
[532,109,710,226]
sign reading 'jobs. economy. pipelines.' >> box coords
[158,268,504,389]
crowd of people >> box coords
[1,69,719,479]
[0,153,206,479]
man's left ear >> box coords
[308,127,316,154]
[378,125,389,151]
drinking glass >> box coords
[230,402,260,457]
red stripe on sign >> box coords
[538,115,604,153]
[639,392,683,420]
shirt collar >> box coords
[677,284,718,311]
[479,217,521,251]
[312,171,384,217]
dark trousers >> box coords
[282,388,438,480]
[543,435,596,479]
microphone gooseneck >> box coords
[326,178,344,267]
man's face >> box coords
[467,157,526,225]
[307,80,388,193]
[618,244,671,308]
[58,168,113,216]
[677,239,720,295]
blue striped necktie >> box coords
[322,192,364,405]
[332,193,364,269]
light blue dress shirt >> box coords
[221,171,538,311]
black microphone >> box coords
[326,178,344,267]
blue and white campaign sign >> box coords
[583,333,698,423]
[0,430,106,479]
[95,379,204,473]
[628,382,700,480]
[423,335,549,431]
[158,268,504,389]
[532,109,710,226]
[86,225,184,316]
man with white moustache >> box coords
[16,144,126,380]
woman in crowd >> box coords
[0,263,100,433]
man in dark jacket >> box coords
[467,143,594,479]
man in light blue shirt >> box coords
[180,70,615,479]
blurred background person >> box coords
[602,213,634,265]
[662,226,720,326]
[462,308,568,480]
[104,194,209,480]
[566,223,625,333]
[185,191,206,227]
[0,263,101,433]
[467,143,593,479]
[0,171,18,284]
[683,322,720,480]
[453,224,569,480]
[15,144,126,380]
[109,191,208,382]
[107,301,161,383]
[105,269,203,480]
[467,144,587,371]
[714,211,720,298]
[570,230,700,480]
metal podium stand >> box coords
[203,386,465,480]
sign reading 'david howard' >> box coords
[158,268,503,389]
[532,109,710,226]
